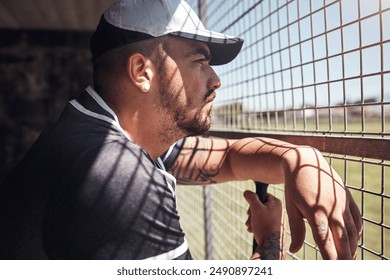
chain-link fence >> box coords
[177,0,390,260]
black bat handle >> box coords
[252,181,269,254]
[255,181,269,203]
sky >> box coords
[188,0,390,112]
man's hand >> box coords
[244,190,285,260]
[282,147,362,259]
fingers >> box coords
[348,191,363,242]
[245,210,253,233]
[244,190,258,233]
[343,190,362,259]
[287,205,353,259]
[313,191,362,259]
[309,218,359,260]
[309,217,336,259]
[309,209,358,260]
[243,191,282,235]
[285,203,306,253]
[267,192,360,259]
[243,190,262,208]
[344,209,358,259]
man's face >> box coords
[155,37,221,137]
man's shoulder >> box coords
[70,139,158,186]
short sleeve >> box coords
[160,138,186,170]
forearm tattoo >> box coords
[170,137,225,185]
[253,232,283,260]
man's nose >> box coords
[208,67,222,90]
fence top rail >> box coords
[208,129,390,161]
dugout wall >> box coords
[177,0,390,260]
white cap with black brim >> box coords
[90,0,244,66]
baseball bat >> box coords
[252,181,269,254]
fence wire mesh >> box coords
[177,0,390,260]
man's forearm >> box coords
[170,136,323,186]
[226,137,307,184]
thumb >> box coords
[243,190,263,208]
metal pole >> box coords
[203,185,213,259]
[198,0,208,27]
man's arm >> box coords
[169,136,297,184]
[168,136,362,259]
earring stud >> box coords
[142,83,150,92]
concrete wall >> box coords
[0,30,93,181]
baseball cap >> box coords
[90,0,244,65]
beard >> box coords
[173,104,212,136]
[158,71,212,139]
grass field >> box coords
[176,118,389,260]
[213,115,390,137]
[328,158,389,260]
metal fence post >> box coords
[203,185,213,259]
[198,0,208,27]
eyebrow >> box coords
[188,47,212,62]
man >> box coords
[0,0,361,260]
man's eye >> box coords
[196,58,208,64]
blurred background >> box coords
[0,0,389,259]
[0,0,114,181]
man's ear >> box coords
[126,53,153,93]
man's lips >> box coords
[205,91,216,102]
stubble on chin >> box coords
[179,106,212,137]
[159,106,212,144]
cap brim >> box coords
[169,30,243,66]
